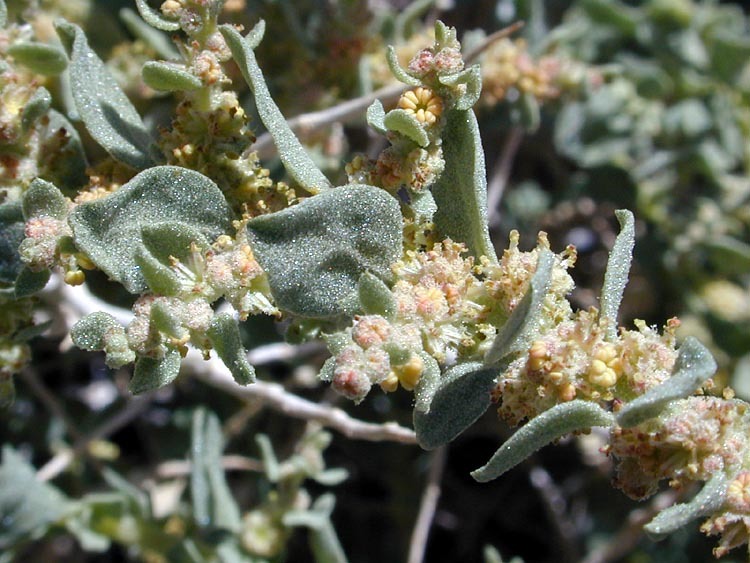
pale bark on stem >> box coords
[407,446,448,563]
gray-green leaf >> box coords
[220,23,332,194]
[431,109,497,262]
[129,350,181,394]
[142,61,202,92]
[207,314,255,385]
[69,166,232,294]
[22,178,68,220]
[134,0,180,31]
[485,249,554,365]
[471,401,614,482]
[7,42,67,75]
[55,20,154,170]
[247,184,402,318]
[600,210,634,340]
[413,362,498,449]
[383,108,429,147]
[616,336,717,428]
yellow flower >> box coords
[397,87,444,125]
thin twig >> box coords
[487,126,524,227]
[407,446,448,563]
[528,465,580,563]
[254,21,525,160]
[187,351,417,444]
[37,393,155,482]
[156,454,263,478]
[20,369,85,444]
[580,489,681,563]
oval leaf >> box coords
[383,108,430,147]
[413,362,498,450]
[600,210,634,340]
[55,20,154,170]
[413,352,441,413]
[616,336,717,428]
[22,178,68,220]
[247,184,402,318]
[129,349,181,394]
[14,267,50,298]
[431,109,497,262]
[7,42,67,75]
[69,166,232,294]
[71,312,121,351]
[142,61,202,92]
[471,401,614,482]
[366,99,388,135]
[220,23,332,194]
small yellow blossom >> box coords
[398,87,444,125]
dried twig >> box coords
[407,446,448,563]
[487,126,524,227]
[187,351,417,444]
[156,454,263,478]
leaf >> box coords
[616,337,717,428]
[438,65,482,111]
[413,352,441,413]
[471,401,614,482]
[485,250,554,365]
[413,362,498,449]
[55,20,154,170]
[39,109,89,191]
[0,446,70,549]
[14,267,50,298]
[207,313,255,385]
[0,203,25,285]
[383,108,429,147]
[644,473,727,539]
[7,42,67,75]
[22,178,68,220]
[255,434,280,482]
[69,166,232,294]
[21,87,51,131]
[599,210,634,340]
[129,350,181,394]
[386,45,420,86]
[142,61,202,92]
[71,312,121,351]
[357,272,396,319]
[247,184,402,318]
[220,23,332,194]
[283,494,348,563]
[703,236,750,276]
[365,100,387,135]
[134,0,180,31]
[431,109,497,262]
[190,408,242,532]
[0,0,6,28]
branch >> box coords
[156,454,263,478]
[407,446,448,563]
[186,350,417,444]
[487,126,524,227]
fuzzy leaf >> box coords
[207,313,255,385]
[485,250,554,365]
[149,301,186,340]
[599,210,635,340]
[431,110,497,262]
[413,352,441,413]
[69,166,232,294]
[22,178,69,220]
[438,65,482,110]
[220,23,332,194]
[366,100,387,135]
[0,203,25,285]
[39,109,89,191]
[284,494,348,563]
[357,272,396,319]
[471,401,615,482]
[134,246,182,297]
[386,45,420,86]
[616,337,717,428]
[0,446,70,550]
[142,61,202,92]
[129,350,181,394]
[55,20,154,170]
[644,473,727,539]
[7,42,67,75]
[413,362,498,449]
[119,8,179,60]
[383,108,430,147]
[190,408,242,531]
[255,434,280,481]
[71,312,121,351]
[134,0,180,31]
[247,184,402,318]
[21,87,51,131]
[14,267,50,298]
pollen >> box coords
[587,343,622,388]
[727,471,750,513]
[397,87,444,125]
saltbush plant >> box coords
[1,1,750,561]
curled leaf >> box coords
[471,401,614,482]
[413,352,441,413]
[129,350,181,394]
[644,473,727,539]
[220,23,332,194]
[207,313,255,386]
[600,210,635,340]
[366,100,387,135]
[386,45,421,86]
[485,249,554,365]
[383,108,430,147]
[616,336,717,428]
[134,0,180,31]
[438,65,482,110]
